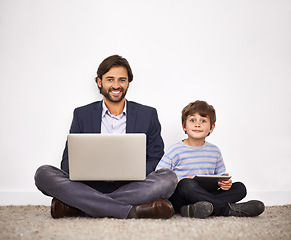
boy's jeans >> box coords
[169,178,247,216]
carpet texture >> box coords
[1,205,291,240]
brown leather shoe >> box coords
[133,198,174,219]
[51,198,86,219]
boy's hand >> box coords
[179,176,194,182]
[218,173,232,190]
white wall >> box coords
[0,0,290,206]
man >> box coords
[35,55,178,219]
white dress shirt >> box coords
[101,100,127,134]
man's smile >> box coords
[110,89,123,97]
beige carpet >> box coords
[1,205,291,240]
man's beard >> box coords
[100,85,128,103]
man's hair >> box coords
[95,55,133,93]
[181,100,216,130]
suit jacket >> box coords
[61,100,164,178]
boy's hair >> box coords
[95,55,133,93]
[182,100,216,130]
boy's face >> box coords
[183,113,215,141]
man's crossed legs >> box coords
[34,165,178,219]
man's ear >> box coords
[97,77,102,88]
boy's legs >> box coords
[35,165,177,218]
[169,178,246,216]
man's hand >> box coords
[218,173,232,190]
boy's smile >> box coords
[183,113,215,146]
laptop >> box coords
[68,133,146,181]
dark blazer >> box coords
[61,100,164,178]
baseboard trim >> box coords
[0,190,290,206]
[243,190,291,206]
[0,191,52,206]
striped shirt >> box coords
[156,141,226,179]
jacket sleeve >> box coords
[60,108,82,173]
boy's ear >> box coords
[209,123,215,134]
[182,122,187,133]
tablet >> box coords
[193,175,231,192]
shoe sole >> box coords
[153,199,174,219]
[180,201,214,219]
[51,198,64,219]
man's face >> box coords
[97,66,130,103]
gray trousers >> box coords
[34,165,177,219]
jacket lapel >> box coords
[92,101,102,133]
[126,101,136,133]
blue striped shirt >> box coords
[156,141,226,179]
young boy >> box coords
[156,100,265,218]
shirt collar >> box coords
[102,100,127,118]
